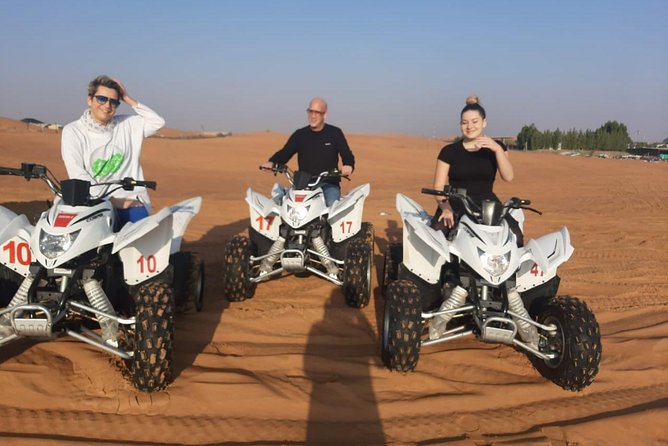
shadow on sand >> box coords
[304,231,392,444]
[171,218,248,379]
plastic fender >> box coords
[112,207,167,254]
[168,196,202,254]
[328,183,370,242]
[508,208,525,233]
[0,206,18,228]
[0,213,32,246]
[282,189,326,229]
[516,227,574,292]
[118,213,173,285]
[396,193,432,222]
[0,214,34,277]
[449,218,521,285]
[246,188,281,241]
[271,183,287,205]
[402,215,449,284]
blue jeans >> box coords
[115,206,149,230]
[320,183,341,207]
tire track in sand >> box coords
[0,383,666,444]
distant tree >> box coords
[516,121,632,151]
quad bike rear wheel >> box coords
[343,238,372,308]
[380,243,402,296]
[222,235,256,302]
[382,279,422,371]
[172,252,205,312]
[131,281,174,392]
[360,222,375,255]
[530,295,602,391]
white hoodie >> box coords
[61,103,165,206]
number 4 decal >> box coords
[530,263,544,277]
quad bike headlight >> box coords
[39,229,80,259]
[480,251,510,277]
[287,205,309,225]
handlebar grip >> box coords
[421,188,444,196]
[0,167,23,176]
[142,181,157,190]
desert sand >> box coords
[0,117,667,445]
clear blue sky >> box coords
[1,0,666,141]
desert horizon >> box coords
[0,115,667,445]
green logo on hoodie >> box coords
[91,154,125,177]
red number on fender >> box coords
[137,255,157,273]
[3,240,32,265]
[530,263,544,277]
[255,215,274,231]
[339,221,353,233]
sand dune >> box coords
[0,119,667,445]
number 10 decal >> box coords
[137,255,157,273]
[2,240,32,266]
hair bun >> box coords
[465,95,480,105]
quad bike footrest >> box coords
[481,316,517,344]
[281,249,305,272]
[10,304,54,338]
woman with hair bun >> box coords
[432,95,523,245]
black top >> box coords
[437,139,507,205]
[269,124,355,184]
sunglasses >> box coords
[306,108,325,116]
[94,95,121,107]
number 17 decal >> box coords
[339,221,352,233]
[255,215,274,231]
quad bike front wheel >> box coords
[131,281,174,392]
[343,238,372,308]
[222,235,256,302]
[382,279,422,371]
[530,295,602,391]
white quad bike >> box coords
[381,186,602,391]
[222,165,373,307]
[0,163,204,392]
[0,206,25,306]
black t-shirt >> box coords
[269,124,355,184]
[437,139,507,205]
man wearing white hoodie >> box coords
[61,75,165,226]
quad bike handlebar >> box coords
[421,186,541,225]
[260,163,349,189]
[0,162,156,205]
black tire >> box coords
[0,266,23,307]
[530,295,602,391]
[187,253,205,312]
[222,235,256,302]
[343,238,372,308]
[382,280,422,372]
[131,281,174,392]
[171,252,205,312]
[381,243,403,297]
[361,222,375,254]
